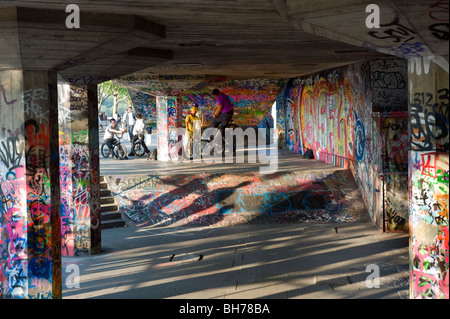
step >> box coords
[101,196,115,205]
[99,175,125,229]
[100,189,112,197]
[101,211,122,221]
[101,203,119,212]
[101,219,126,229]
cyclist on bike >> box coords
[128,113,150,156]
[104,118,127,160]
[211,89,234,154]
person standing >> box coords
[128,113,150,156]
[184,107,199,158]
[192,102,204,128]
[123,107,136,142]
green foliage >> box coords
[98,80,132,114]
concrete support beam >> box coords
[408,56,449,299]
[58,83,101,257]
[0,70,61,299]
[156,96,183,162]
[0,6,171,84]
[285,0,449,72]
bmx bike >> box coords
[101,133,127,159]
[131,134,149,157]
[193,121,239,157]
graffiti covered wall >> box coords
[119,76,286,128]
[275,59,409,230]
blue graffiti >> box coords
[354,112,366,161]
[216,190,330,216]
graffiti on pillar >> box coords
[410,151,449,298]
[71,129,91,255]
[408,56,449,298]
[1,72,62,299]
[428,0,449,41]
[371,59,408,111]
[410,89,449,152]
[0,84,18,106]
[24,90,54,299]
[68,87,88,111]
[380,116,409,232]
[58,84,99,257]
[22,88,50,124]
[0,125,27,299]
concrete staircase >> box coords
[100,176,126,229]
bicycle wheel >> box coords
[101,143,111,158]
[133,141,146,157]
[114,144,127,159]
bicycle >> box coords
[194,120,239,157]
[101,133,127,159]
[132,134,149,157]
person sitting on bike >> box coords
[128,113,150,156]
[211,89,234,153]
[104,118,126,160]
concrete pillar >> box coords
[58,83,101,257]
[408,56,449,299]
[156,96,183,161]
[0,70,61,299]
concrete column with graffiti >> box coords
[0,70,61,299]
[58,83,101,257]
[408,56,449,299]
[156,96,183,161]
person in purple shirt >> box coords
[211,89,234,146]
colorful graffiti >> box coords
[409,57,449,299]
[58,84,101,257]
[120,76,286,128]
[1,71,61,299]
[278,63,378,219]
[156,96,183,161]
[105,169,368,228]
[276,60,410,229]
[410,151,449,298]
[382,102,410,232]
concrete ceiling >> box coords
[0,1,447,85]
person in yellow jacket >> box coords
[186,107,199,135]
[184,107,199,158]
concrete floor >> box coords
[84,132,410,301]
[62,222,409,299]
[99,133,347,176]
